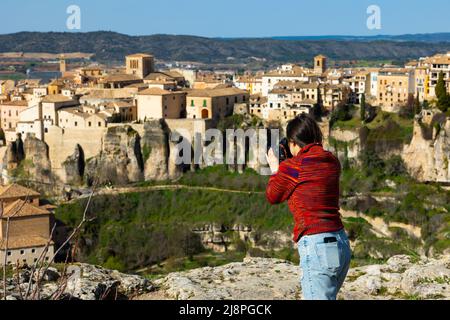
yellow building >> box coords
[377,68,415,112]
[186,87,249,120]
[47,79,65,95]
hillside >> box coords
[2,32,450,64]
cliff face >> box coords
[402,117,450,183]
[83,121,182,185]
[85,125,144,185]
[1,121,182,188]
[141,121,170,181]
[2,134,53,184]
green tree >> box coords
[360,93,366,123]
[436,72,450,112]
[414,94,421,115]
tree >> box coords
[399,93,415,119]
[414,94,421,115]
[360,93,366,123]
[436,71,450,112]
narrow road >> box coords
[70,184,264,202]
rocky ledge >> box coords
[3,263,153,300]
[3,254,449,300]
[140,254,450,300]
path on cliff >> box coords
[97,184,265,195]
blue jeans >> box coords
[297,229,352,300]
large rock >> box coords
[141,120,170,181]
[403,112,450,183]
[62,144,85,185]
[85,126,144,185]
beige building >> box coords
[0,184,55,266]
[377,68,415,112]
[417,52,450,99]
[100,101,137,122]
[57,107,108,129]
[233,75,263,95]
[41,94,79,130]
[320,84,348,110]
[342,71,370,104]
[1,100,29,132]
[186,87,249,120]
[125,53,155,79]
[137,88,187,121]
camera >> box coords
[279,138,293,163]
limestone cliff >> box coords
[402,113,450,183]
[141,121,170,181]
[2,134,53,185]
[85,125,144,185]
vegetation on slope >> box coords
[2,32,450,65]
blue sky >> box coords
[1,0,449,37]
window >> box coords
[74,121,78,127]
[203,100,207,107]
[98,122,101,127]
[7,251,11,256]
[31,249,35,253]
[88,121,92,127]
[191,100,195,107]
[20,250,24,255]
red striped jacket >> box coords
[266,143,344,242]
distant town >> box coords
[0,49,449,267]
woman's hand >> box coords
[266,148,279,174]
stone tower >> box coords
[125,53,155,79]
[314,55,327,74]
[59,54,66,74]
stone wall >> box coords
[44,126,106,181]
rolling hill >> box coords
[1,31,450,65]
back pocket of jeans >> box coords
[315,242,340,272]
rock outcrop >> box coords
[141,121,170,181]
[402,113,450,183]
[2,263,152,300]
[23,135,53,183]
[140,254,450,300]
[85,125,144,185]
[62,144,85,185]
